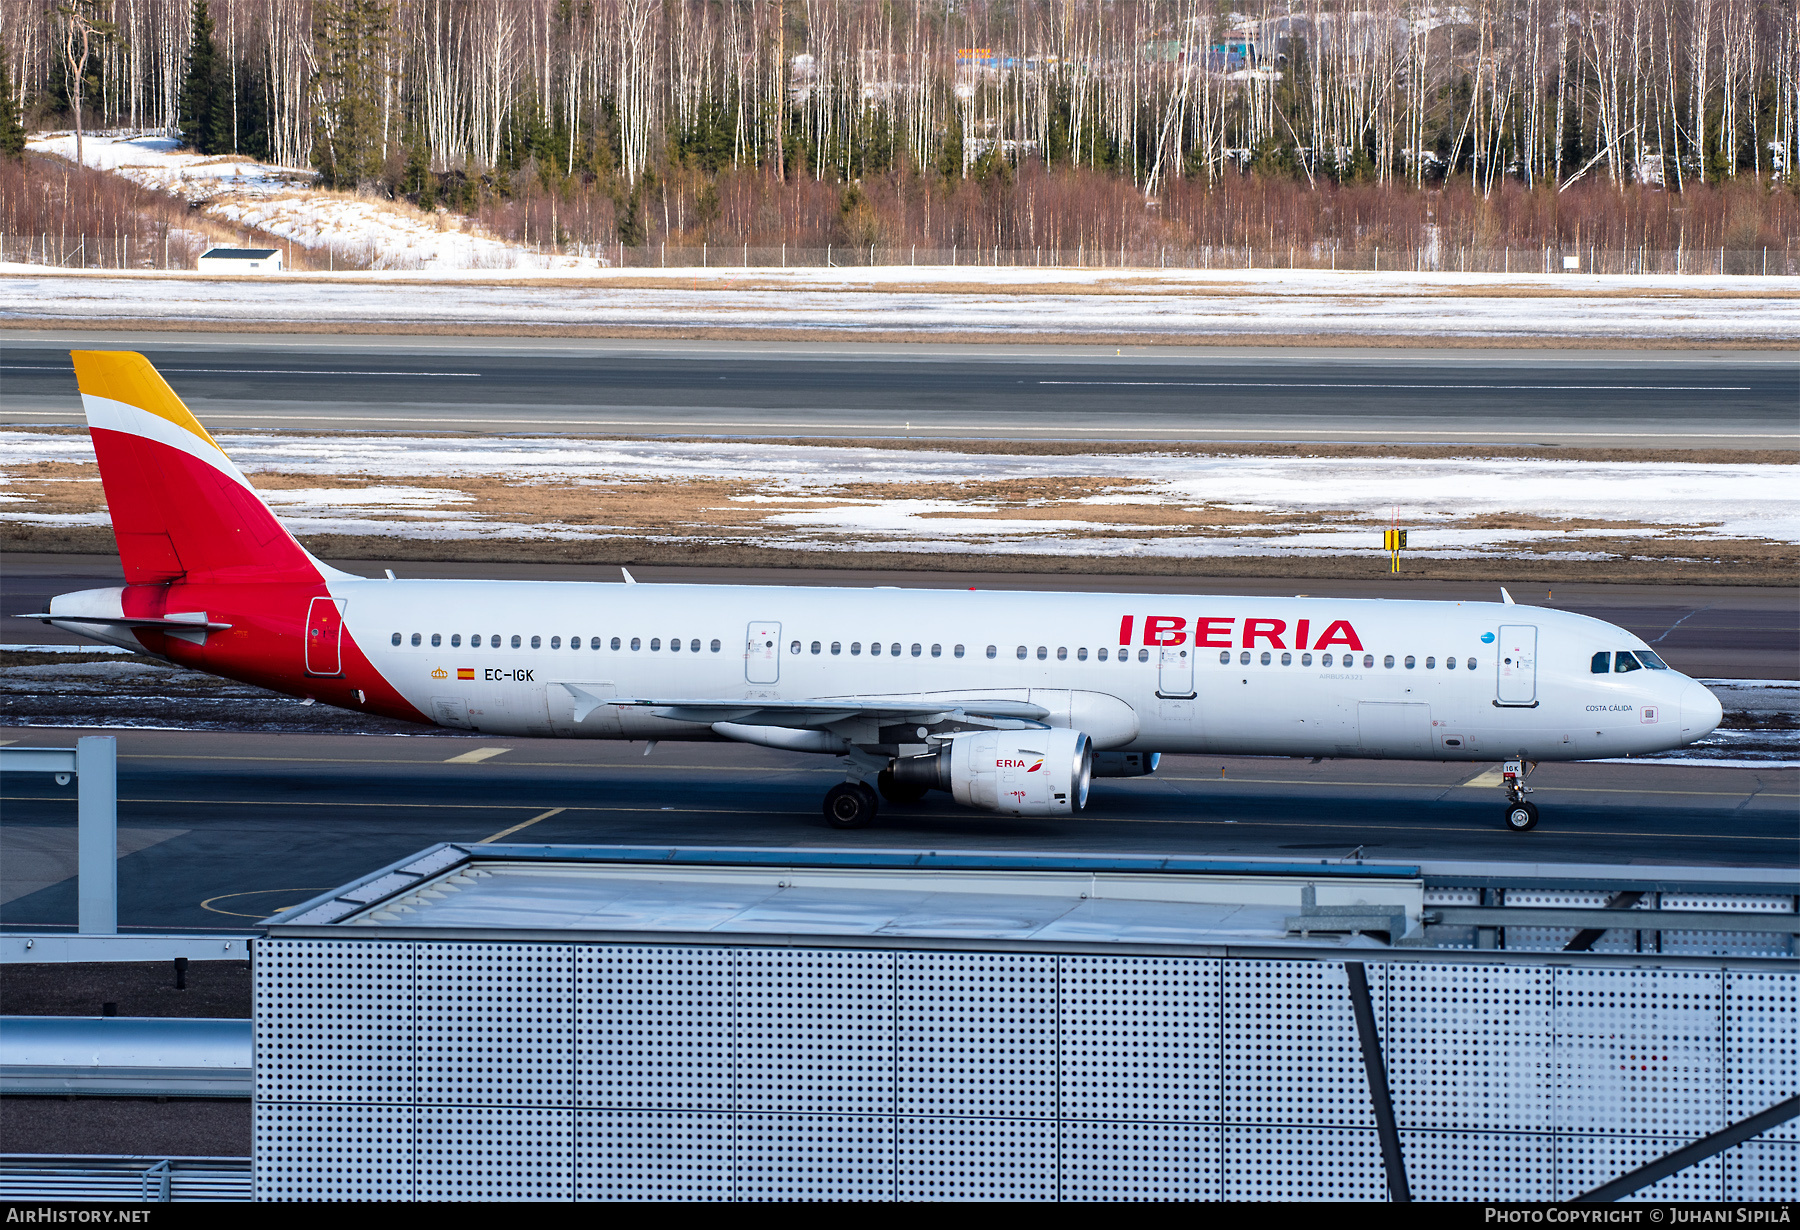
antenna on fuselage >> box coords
[1500,587,1516,605]
[622,568,637,585]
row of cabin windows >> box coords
[388,632,1494,675]
[1222,650,1482,671]
[1591,650,1669,673]
[790,642,1154,661]
[392,632,726,653]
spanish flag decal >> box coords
[457,668,474,680]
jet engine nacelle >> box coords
[892,728,1092,816]
[1092,751,1160,778]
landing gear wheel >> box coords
[877,769,927,805]
[1503,800,1540,833]
[824,782,879,829]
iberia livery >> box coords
[38,352,1723,833]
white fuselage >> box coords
[343,579,1721,761]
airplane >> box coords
[31,351,1724,834]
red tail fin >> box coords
[72,351,323,585]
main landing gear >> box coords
[1501,756,1539,832]
[823,781,879,829]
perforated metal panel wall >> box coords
[253,942,1798,1201]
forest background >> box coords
[2,0,1797,261]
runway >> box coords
[4,331,1794,447]
[0,728,1794,933]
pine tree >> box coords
[311,0,391,189]
[179,0,227,155]
[0,44,26,161]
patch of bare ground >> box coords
[5,466,1704,539]
[5,522,1791,586]
[5,316,1793,349]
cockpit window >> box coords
[1637,650,1670,670]
[1591,652,1611,674]
[1613,651,1643,673]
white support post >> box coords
[77,736,117,935]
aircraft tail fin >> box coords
[72,351,333,585]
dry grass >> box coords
[8,521,1791,585]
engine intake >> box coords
[890,729,1092,816]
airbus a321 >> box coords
[34,352,1723,833]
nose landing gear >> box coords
[1500,756,1539,832]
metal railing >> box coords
[0,1156,250,1202]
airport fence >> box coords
[4,232,1796,276]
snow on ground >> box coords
[25,131,573,272]
[3,430,1792,559]
[3,266,1794,338]
[26,132,315,199]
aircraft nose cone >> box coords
[1680,680,1723,741]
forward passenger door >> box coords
[1496,624,1539,706]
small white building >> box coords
[196,246,282,274]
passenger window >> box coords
[1384,655,1395,668]
[1239,651,1250,665]
[931,644,941,658]
[1614,651,1642,673]
[530,636,541,649]
[1057,647,1068,661]
[1466,657,1476,670]
[451,634,462,648]
[1077,648,1087,661]
[391,633,401,646]
[790,640,801,655]
[1363,654,1375,668]
[911,643,922,657]
[1638,650,1669,669]
[1404,655,1415,669]
[852,642,863,656]
[1137,648,1149,662]
[611,637,622,650]
[811,641,822,655]
[1591,652,1611,673]
[953,645,965,658]
[871,643,882,657]
[1219,651,1230,665]
[1099,648,1109,661]
[986,645,997,659]
[1323,653,1333,666]
[1037,646,1048,660]
[1301,653,1312,665]
[890,643,901,656]
[710,639,721,652]
[1260,651,1271,665]
[1424,656,1433,668]
[431,633,442,648]
[551,636,561,649]
[511,635,522,649]
[1280,652,1291,665]
[650,638,661,651]
[411,633,422,646]
[1017,646,1027,659]
[831,642,842,655]
[629,637,640,651]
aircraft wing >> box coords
[606,696,1051,730]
